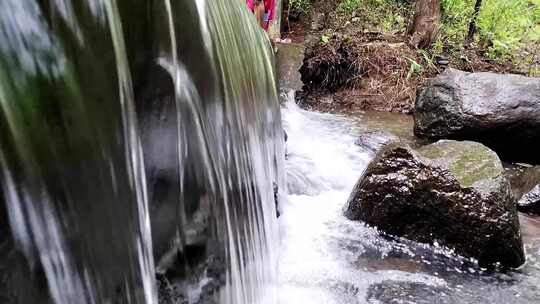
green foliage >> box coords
[439,0,540,63]
[320,34,331,44]
[337,0,364,12]
[289,0,311,14]
[405,57,423,79]
[477,0,540,60]
[336,0,409,33]
[417,49,438,70]
[439,0,475,47]
[334,0,538,71]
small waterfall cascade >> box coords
[0,1,284,304]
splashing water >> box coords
[0,1,283,304]
[278,92,540,304]
[3,1,540,304]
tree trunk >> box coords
[408,0,441,49]
[465,0,483,45]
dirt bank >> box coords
[282,0,520,114]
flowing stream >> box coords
[1,1,540,303]
[278,92,540,303]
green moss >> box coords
[417,144,446,160]
[419,141,502,188]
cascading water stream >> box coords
[3,1,539,303]
[278,91,540,303]
[0,1,283,304]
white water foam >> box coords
[278,95,445,303]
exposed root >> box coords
[298,36,431,113]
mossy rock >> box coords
[418,140,501,189]
[345,140,525,268]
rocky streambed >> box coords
[276,42,540,303]
[279,96,540,303]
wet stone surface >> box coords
[345,140,525,268]
[414,69,540,164]
[276,43,305,95]
[519,185,540,215]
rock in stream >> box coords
[354,130,400,154]
[518,185,540,215]
[506,165,540,215]
[345,140,525,268]
[414,69,540,164]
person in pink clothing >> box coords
[247,0,275,30]
[263,0,275,30]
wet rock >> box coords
[345,140,525,268]
[354,130,400,154]
[366,281,451,304]
[504,164,540,214]
[518,185,540,215]
[414,69,540,164]
[157,274,186,304]
[276,43,305,94]
[434,55,449,67]
[504,165,540,201]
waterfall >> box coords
[0,1,284,304]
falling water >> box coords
[0,1,283,304]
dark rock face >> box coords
[518,185,540,215]
[505,165,540,215]
[414,69,540,164]
[345,140,525,268]
[505,165,540,201]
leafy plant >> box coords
[417,49,438,71]
[406,57,423,79]
[321,34,331,44]
[440,0,476,48]
[477,0,540,60]
[337,0,363,12]
[439,0,540,64]
[336,0,409,33]
[289,0,312,15]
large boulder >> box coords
[414,69,540,164]
[345,140,525,268]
